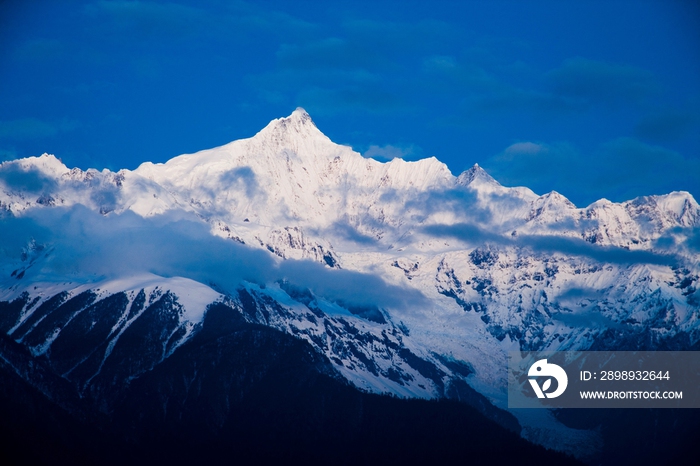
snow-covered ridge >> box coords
[2,108,697,258]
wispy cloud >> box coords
[403,187,492,224]
[634,109,699,142]
[83,0,315,44]
[0,206,427,311]
[219,166,263,199]
[276,37,384,71]
[84,0,214,39]
[245,17,457,117]
[429,56,661,120]
[547,57,659,107]
[482,138,700,207]
[363,144,417,161]
[0,118,80,141]
[322,220,379,245]
[12,38,65,61]
[295,86,405,116]
[0,149,18,162]
[422,222,679,266]
[0,164,58,193]
[504,142,544,155]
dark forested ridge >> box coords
[0,301,580,466]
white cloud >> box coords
[363,144,416,161]
[0,206,426,312]
[504,141,545,155]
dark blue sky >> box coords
[1,0,698,206]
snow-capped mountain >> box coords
[1,109,698,462]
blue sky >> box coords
[1,0,698,207]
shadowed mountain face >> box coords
[0,298,582,466]
[0,110,698,463]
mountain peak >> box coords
[527,190,577,221]
[252,107,327,147]
[2,153,70,178]
[456,163,499,187]
[291,106,312,122]
[279,107,316,129]
[540,190,576,208]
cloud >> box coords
[433,56,661,122]
[219,166,262,199]
[248,66,398,115]
[556,287,601,301]
[250,30,406,115]
[403,187,492,224]
[342,18,456,55]
[276,37,384,71]
[0,148,18,162]
[482,141,577,199]
[516,233,678,266]
[252,68,381,92]
[84,0,213,39]
[277,259,427,310]
[246,18,457,116]
[225,2,317,36]
[482,138,700,207]
[683,227,700,253]
[592,138,700,200]
[0,164,58,193]
[504,142,544,155]
[421,58,571,118]
[296,86,405,116]
[0,206,426,312]
[421,222,500,246]
[12,38,65,61]
[551,310,622,329]
[422,222,678,266]
[85,0,317,45]
[422,55,503,96]
[0,118,79,141]
[547,57,658,106]
[469,87,580,115]
[423,55,458,72]
[363,144,416,161]
[323,220,380,245]
[634,110,699,142]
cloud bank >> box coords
[422,223,679,266]
[0,206,427,312]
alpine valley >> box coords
[1,109,698,464]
